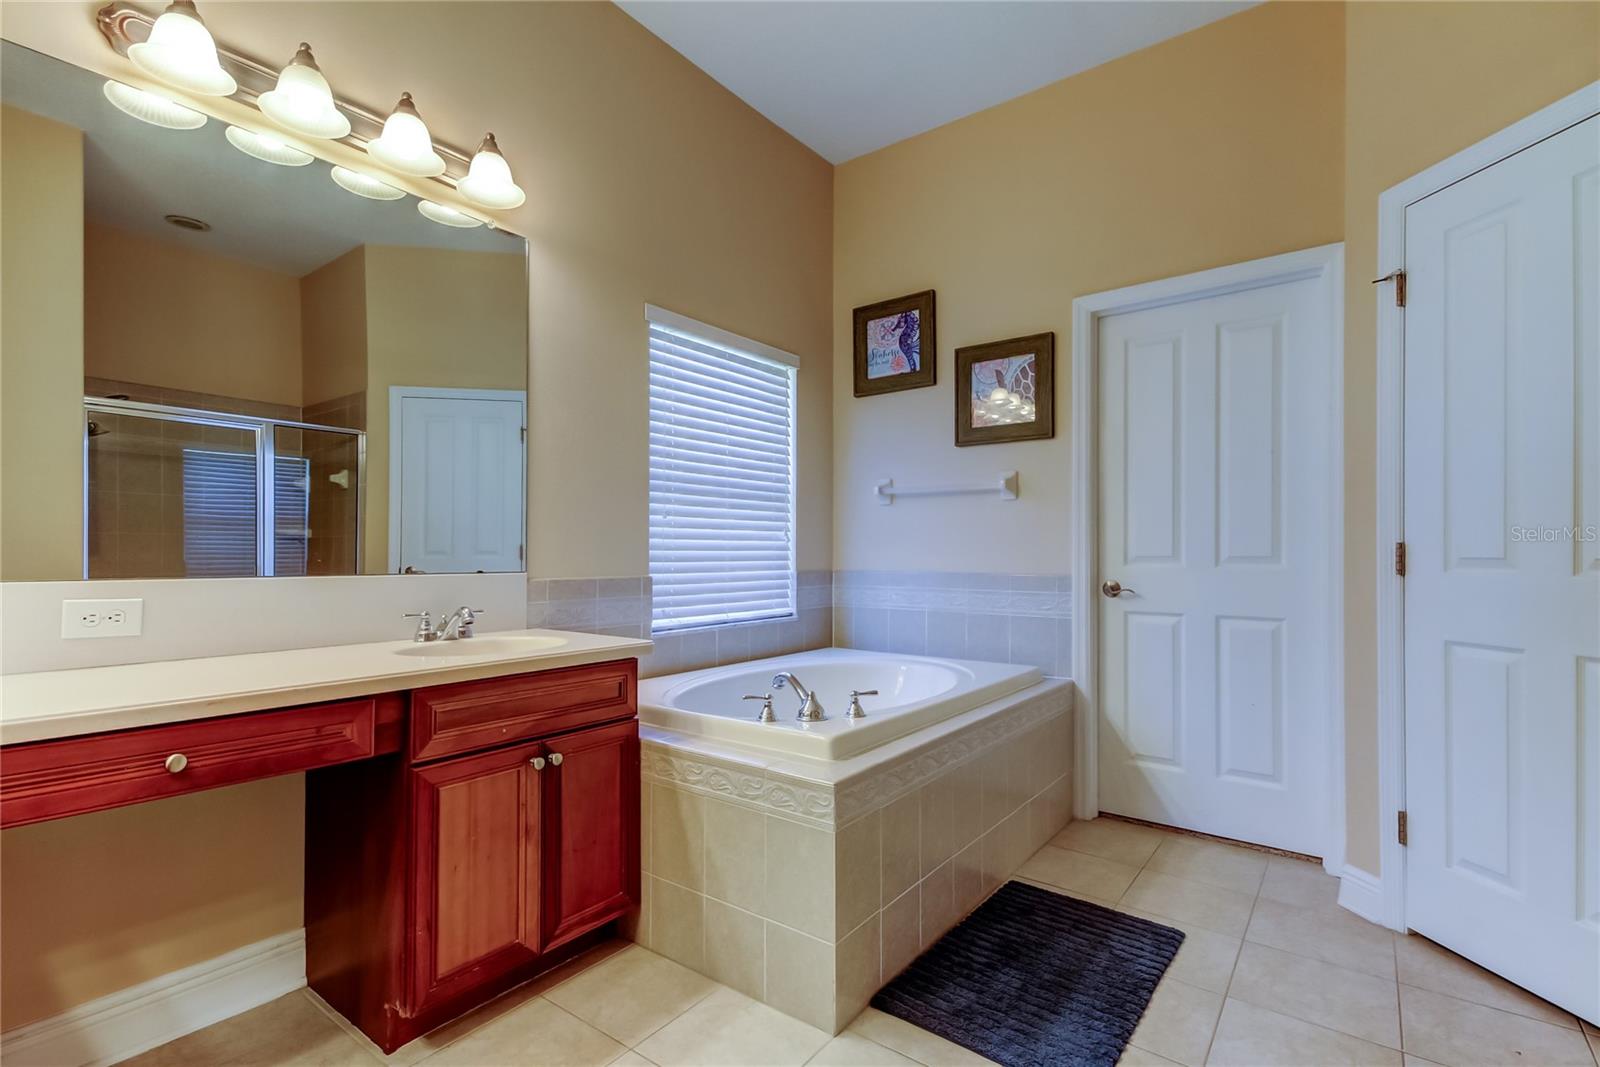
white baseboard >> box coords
[0,930,306,1067]
[1337,865,1388,927]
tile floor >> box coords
[124,819,1600,1067]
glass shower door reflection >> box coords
[273,425,361,576]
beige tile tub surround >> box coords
[632,679,1074,1033]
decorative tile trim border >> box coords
[832,571,1071,616]
[641,679,1071,832]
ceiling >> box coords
[0,41,522,277]
[617,1,1257,163]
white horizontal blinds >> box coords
[649,321,796,632]
[181,448,259,577]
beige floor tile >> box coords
[846,1008,998,1065]
[1127,977,1224,1067]
[1207,997,1402,1066]
[1227,941,1401,1049]
[1586,1028,1600,1063]
[636,986,830,1066]
[1394,933,1577,1029]
[1401,1056,1446,1067]
[418,998,625,1066]
[1245,896,1396,980]
[1259,856,1342,913]
[1398,985,1595,1067]
[805,1031,920,1066]
[1119,905,1242,994]
[1116,1045,1184,1066]
[614,1054,658,1066]
[1051,818,1167,867]
[1016,844,1140,902]
[1145,836,1267,897]
[544,944,717,1046]
[1122,869,1257,938]
[124,992,377,1067]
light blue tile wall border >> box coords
[528,571,833,678]
[832,570,1072,678]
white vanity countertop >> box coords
[0,629,651,745]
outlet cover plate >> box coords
[60,598,144,639]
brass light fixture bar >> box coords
[94,1,473,184]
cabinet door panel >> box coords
[410,743,540,1011]
[542,719,640,950]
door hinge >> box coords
[1394,541,1407,577]
[1372,269,1406,308]
[1397,810,1408,846]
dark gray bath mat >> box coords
[870,880,1184,1067]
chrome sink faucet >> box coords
[403,606,484,642]
[771,671,825,721]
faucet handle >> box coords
[743,694,777,723]
[846,689,878,719]
[402,611,435,643]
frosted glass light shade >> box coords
[258,43,349,140]
[225,126,313,167]
[367,92,444,177]
[418,200,482,228]
[457,133,525,209]
[102,80,206,130]
[330,166,405,201]
[127,1,236,97]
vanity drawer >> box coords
[0,697,382,829]
[409,659,637,762]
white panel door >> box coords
[1403,114,1600,1023]
[393,391,525,574]
[1097,274,1333,853]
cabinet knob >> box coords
[165,753,188,774]
[547,752,563,767]
[528,756,546,771]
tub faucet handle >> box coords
[846,689,878,719]
[743,694,777,723]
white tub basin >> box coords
[639,648,1041,760]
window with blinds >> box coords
[648,309,798,633]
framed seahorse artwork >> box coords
[852,289,936,397]
[955,332,1055,446]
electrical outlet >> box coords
[61,599,144,639]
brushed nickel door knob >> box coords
[547,752,564,767]
[165,753,188,774]
[1101,579,1136,598]
[528,756,546,771]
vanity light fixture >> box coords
[456,133,526,210]
[417,199,483,228]
[367,92,445,177]
[330,166,406,201]
[225,125,314,167]
[126,0,236,97]
[257,43,350,140]
[101,80,206,130]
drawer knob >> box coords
[529,756,546,771]
[165,753,188,774]
[547,752,563,767]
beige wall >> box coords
[84,222,304,407]
[300,247,368,408]
[0,0,831,1026]
[0,778,304,1029]
[0,104,83,580]
[832,1,1345,573]
[1339,1,1600,873]
[361,245,528,570]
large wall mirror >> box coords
[0,42,529,580]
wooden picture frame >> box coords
[955,332,1054,446]
[852,290,936,397]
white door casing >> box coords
[389,387,526,575]
[1094,260,1337,856]
[1400,113,1599,1023]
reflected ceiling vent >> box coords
[164,213,211,231]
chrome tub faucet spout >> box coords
[771,671,826,721]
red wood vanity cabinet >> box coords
[304,658,640,1052]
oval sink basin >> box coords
[393,635,569,658]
